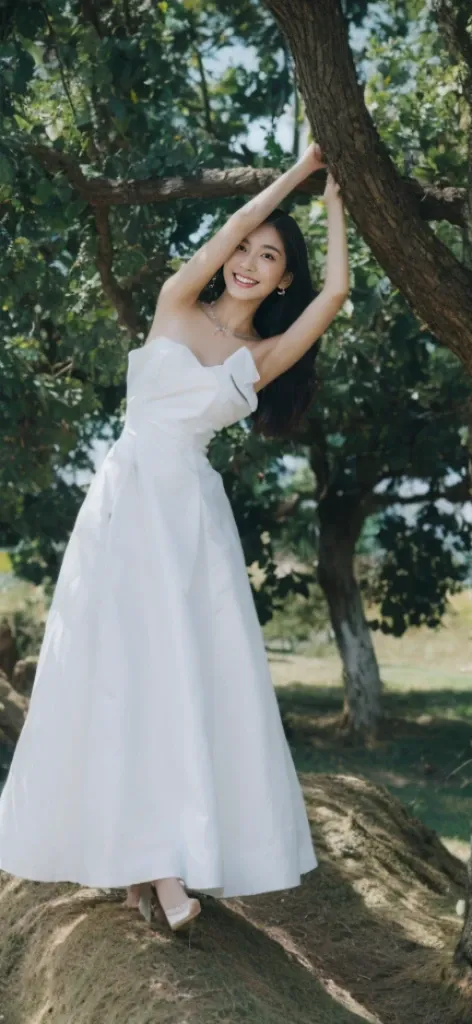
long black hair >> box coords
[198,207,321,439]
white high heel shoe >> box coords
[138,881,201,933]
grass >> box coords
[268,589,472,862]
[0,551,12,573]
[275,682,472,856]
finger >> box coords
[313,144,327,166]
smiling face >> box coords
[222,223,293,301]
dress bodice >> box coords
[124,335,260,451]
[96,336,261,592]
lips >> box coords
[233,272,258,288]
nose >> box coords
[240,257,256,272]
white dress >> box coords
[0,335,317,897]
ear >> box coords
[280,271,293,290]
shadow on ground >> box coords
[231,773,470,1024]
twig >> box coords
[445,758,472,781]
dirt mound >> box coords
[233,774,470,1024]
[11,656,37,698]
[0,671,28,747]
[0,774,470,1024]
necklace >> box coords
[202,301,259,342]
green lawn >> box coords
[276,679,471,852]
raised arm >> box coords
[254,174,349,389]
[157,144,326,310]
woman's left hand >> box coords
[323,171,342,204]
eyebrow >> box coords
[241,237,282,255]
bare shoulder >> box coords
[144,297,202,347]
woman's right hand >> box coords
[296,142,326,177]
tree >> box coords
[274,221,471,731]
[254,8,470,735]
[261,0,472,373]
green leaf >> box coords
[0,154,15,185]
[33,179,55,204]
[12,47,35,93]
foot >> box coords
[123,884,142,909]
[152,877,201,932]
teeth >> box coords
[235,274,257,285]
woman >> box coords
[0,142,348,933]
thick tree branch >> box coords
[262,0,472,375]
[25,142,467,224]
[404,177,466,226]
[93,208,143,335]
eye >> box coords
[263,253,275,260]
[236,243,246,251]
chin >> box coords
[227,285,256,301]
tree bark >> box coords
[93,208,144,335]
[317,493,382,735]
[262,0,472,375]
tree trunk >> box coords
[317,494,382,735]
[262,0,472,375]
[455,841,472,967]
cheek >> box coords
[261,260,279,280]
